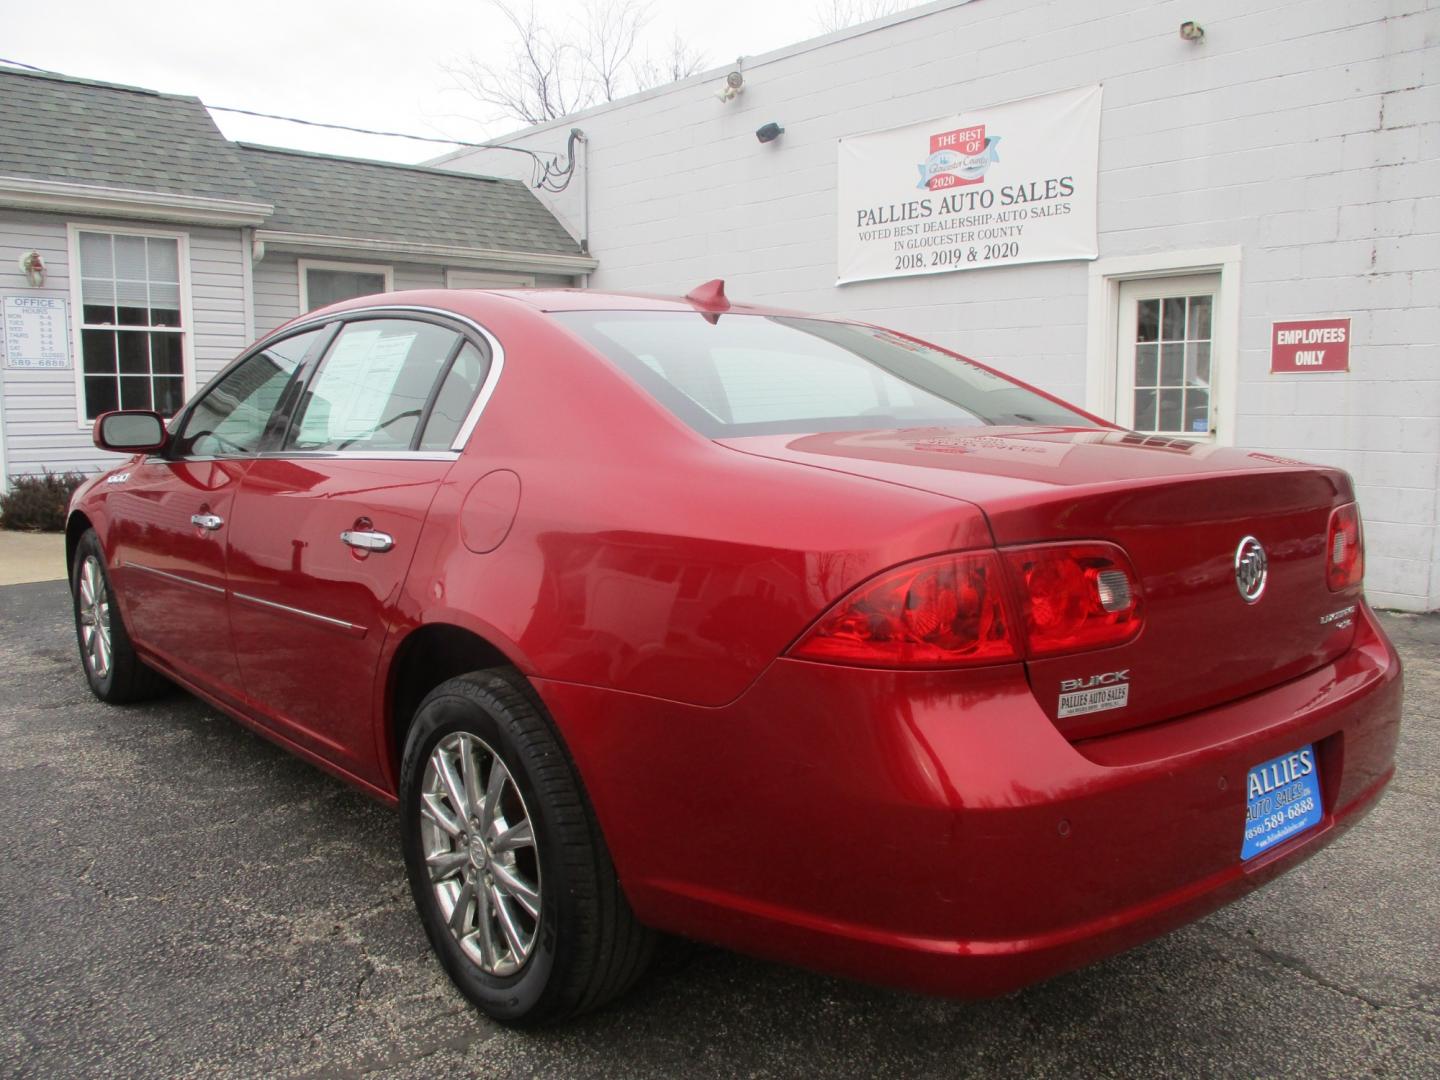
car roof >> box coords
[467,287,831,320]
[262,285,845,347]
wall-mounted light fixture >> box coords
[1179,21,1205,42]
[755,122,784,144]
[18,250,46,287]
[718,70,744,103]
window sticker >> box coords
[301,330,414,443]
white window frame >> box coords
[1085,246,1242,446]
[67,223,196,429]
[445,268,535,289]
[298,258,394,312]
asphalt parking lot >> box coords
[1,577,1436,1079]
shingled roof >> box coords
[0,67,258,202]
[237,144,582,256]
[0,65,584,259]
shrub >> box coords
[0,471,89,532]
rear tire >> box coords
[399,668,654,1025]
[71,529,166,704]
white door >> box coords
[1116,274,1221,439]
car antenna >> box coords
[684,279,729,324]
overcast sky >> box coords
[1,1,918,164]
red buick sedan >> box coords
[67,284,1402,1024]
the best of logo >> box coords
[916,125,1001,190]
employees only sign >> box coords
[837,85,1102,285]
[1271,318,1351,373]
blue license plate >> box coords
[1241,744,1324,861]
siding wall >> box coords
[441,0,1440,610]
[252,250,302,339]
[0,212,71,481]
[252,252,575,338]
[0,210,247,480]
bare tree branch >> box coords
[445,1,592,125]
[814,0,909,34]
[582,0,650,102]
[447,0,704,128]
[632,29,708,90]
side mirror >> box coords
[94,410,169,454]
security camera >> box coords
[718,70,744,102]
[755,122,784,144]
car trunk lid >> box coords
[719,427,1362,739]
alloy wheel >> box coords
[77,556,113,681]
[419,731,542,976]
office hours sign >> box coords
[837,85,1102,285]
[4,296,71,369]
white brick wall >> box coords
[439,0,1440,611]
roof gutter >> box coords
[251,229,599,274]
[0,176,272,226]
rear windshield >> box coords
[554,311,1096,437]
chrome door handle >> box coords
[340,529,394,553]
[190,513,224,531]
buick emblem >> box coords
[1234,536,1268,603]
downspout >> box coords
[240,226,256,343]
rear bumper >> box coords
[540,602,1403,997]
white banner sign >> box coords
[837,85,1102,285]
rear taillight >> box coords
[1326,504,1364,590]
[788,542,1147,668]
[788,551,1019,668]
[1002,542,1144,657]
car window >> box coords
[287,319,461,452]
[418,342,489,450]
[174,328,324,457]
[554,312,1097,437]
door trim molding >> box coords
[231,591,369,638]
[125,561,226,595]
